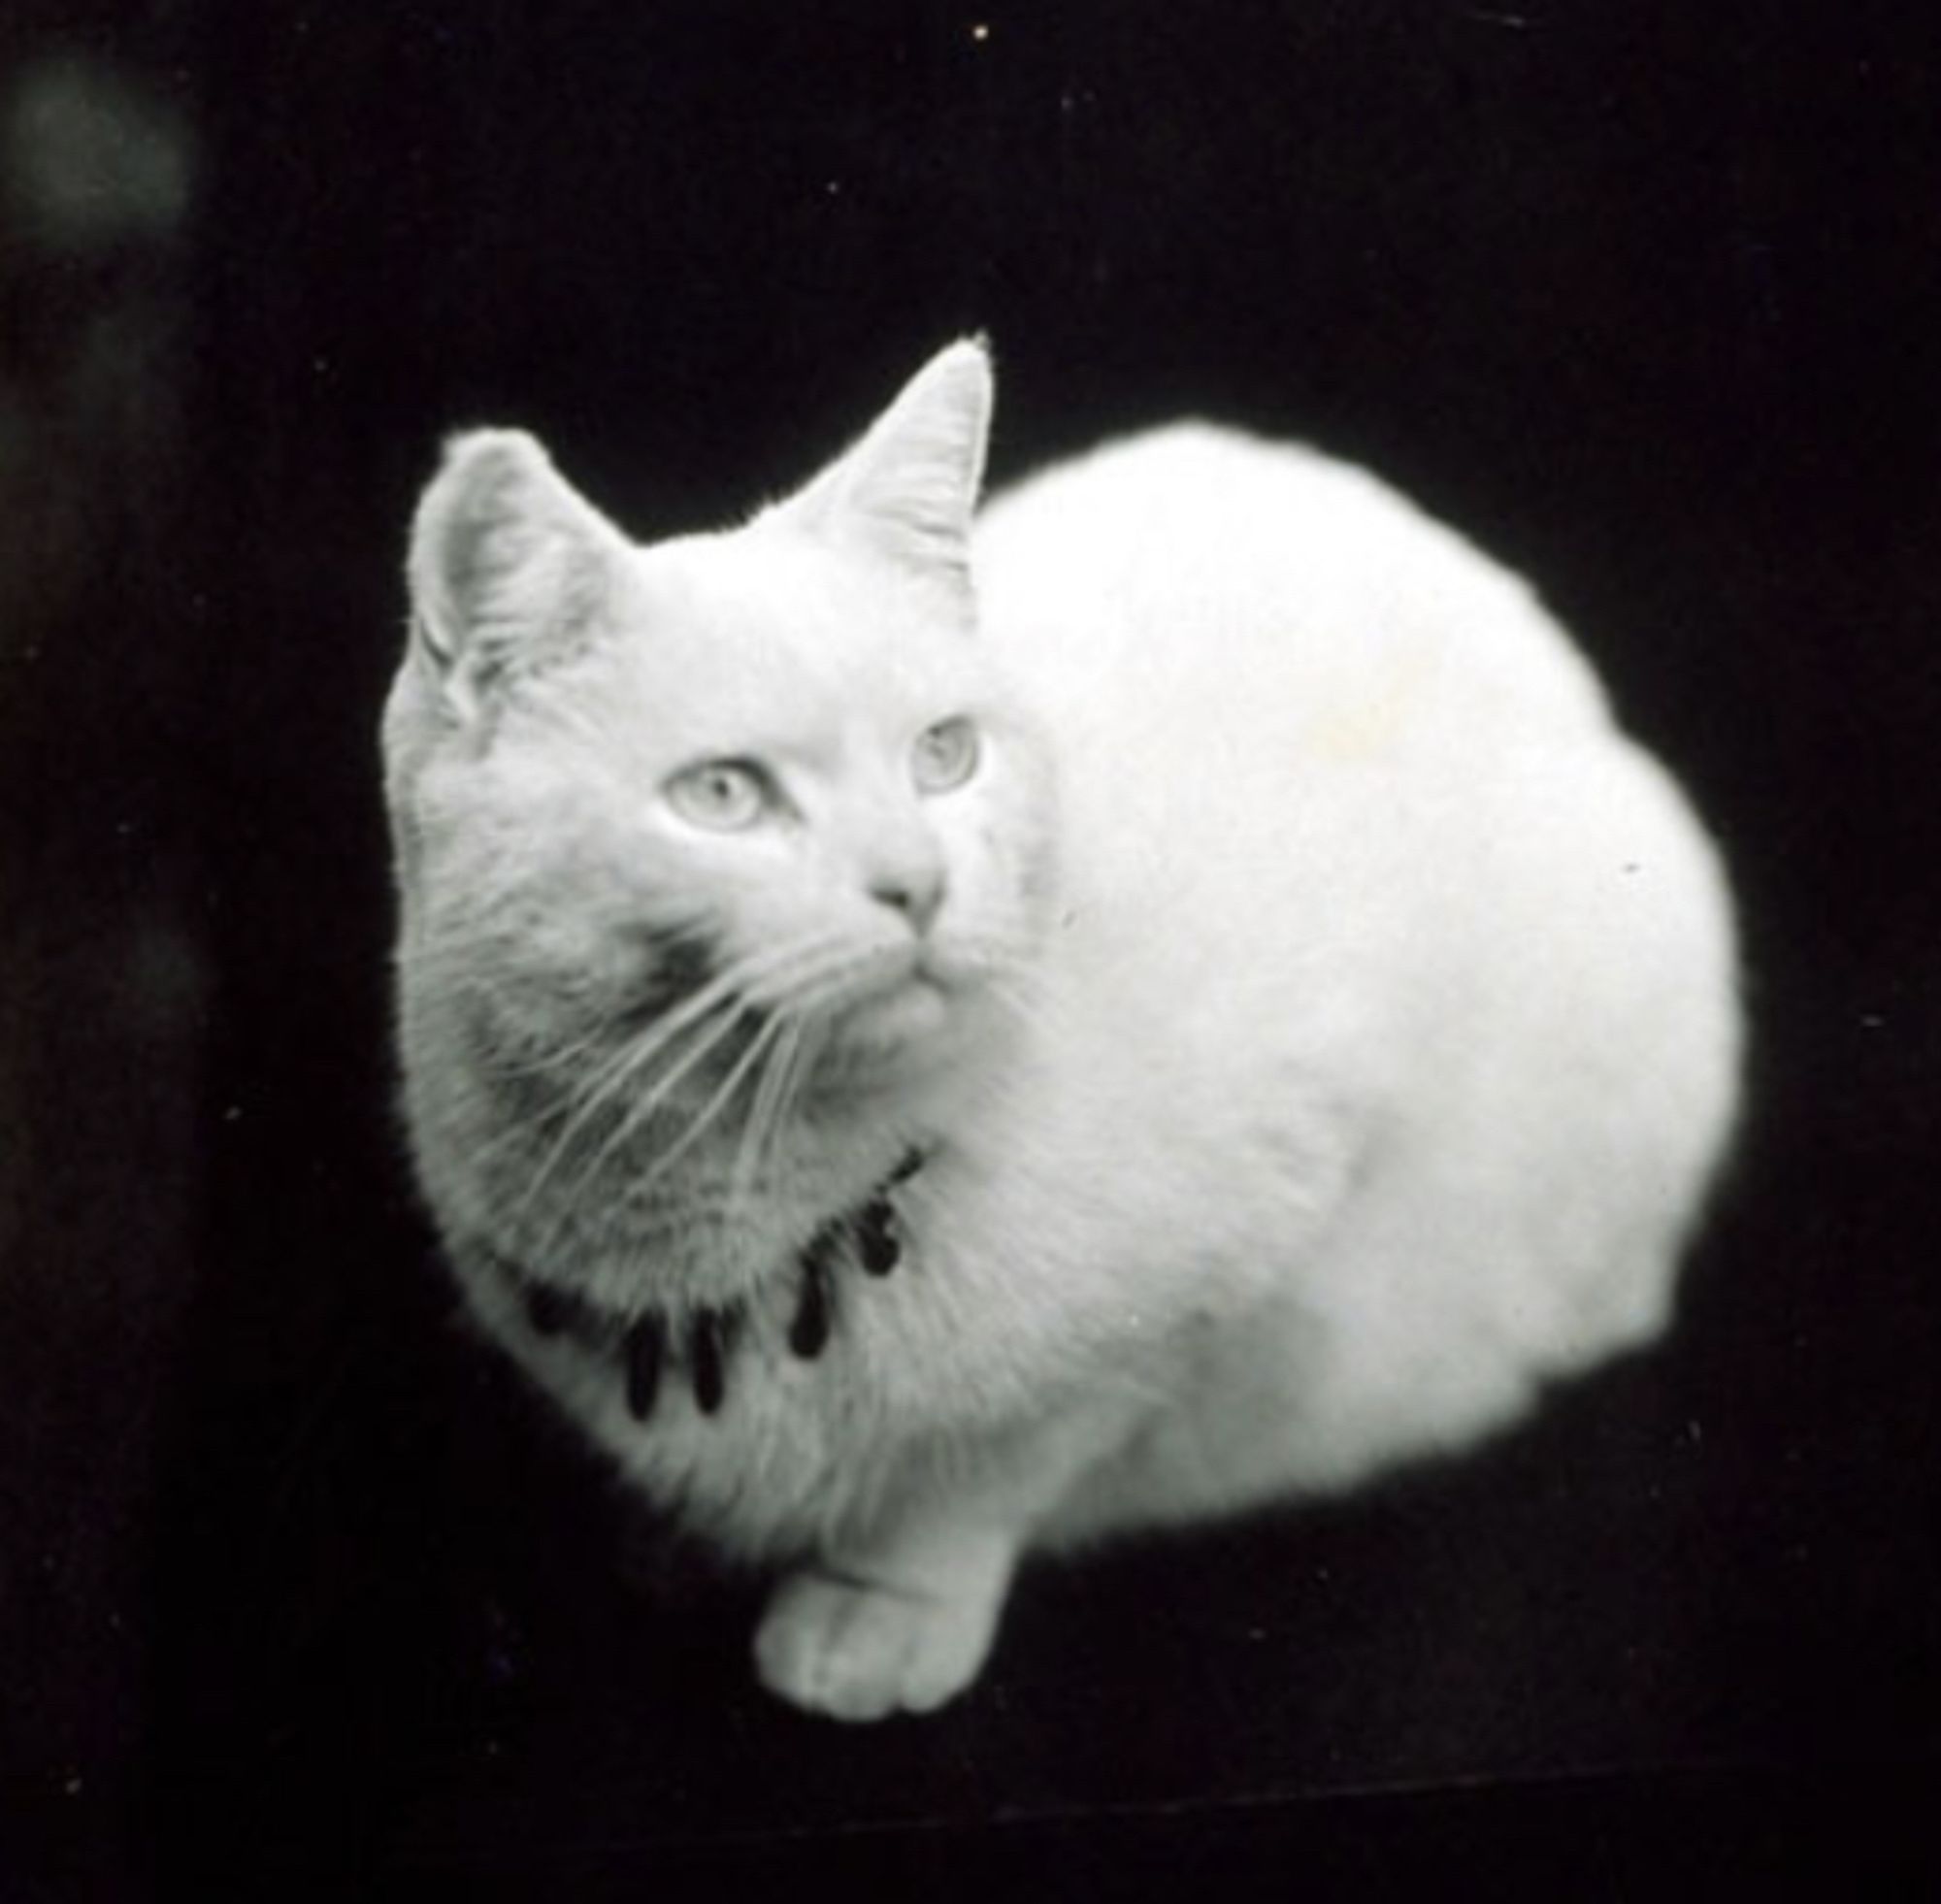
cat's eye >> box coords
[911,716,981,794]
[666,760,770,832]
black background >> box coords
[2,2,1937,1898]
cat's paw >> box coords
[753,1567,1002,1722]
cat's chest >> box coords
[468,1143,925,1417]
[455,1144,1010,1548]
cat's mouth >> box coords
[797,938,988,1071]
[839,956,953,1048]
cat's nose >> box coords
[869,865,946,935]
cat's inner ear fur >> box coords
[407,429,625,717]
[782,339,993,605]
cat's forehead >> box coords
[583,527,987,735]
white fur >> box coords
[385,342,1741,1721]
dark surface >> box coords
[2,3,1937,1898]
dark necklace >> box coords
[487,1148,925,1424]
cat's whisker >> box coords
[639,1012,788,1190]
[976,975,1049,1034]
[711,940,883,1213]
[729,1013,806,1217]
[949,927,1043,974]
[771,1013,830,1159]
[511,932,865,1266]
[508,972,747,1203]
[520,996,757,1244]
[510,934,840,1218]
[766,945,915,1027]
[728,1014,789,1197]
[431,1011,637,1180]
[602,936,808,1075]
[496,1027,609,1086]
[730,936,875,1020]
[968,948,1053,1034]
[463,966,715,1138]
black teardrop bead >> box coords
[624,1314,665,1422]
[789,1246,835,1359]
[689,1307,728,1415]
[888,1147,925,1186]
[855,1198,901,1277]
[523,1282,574,1337]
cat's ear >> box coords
[406,429,627,719]
[782,338,993,603]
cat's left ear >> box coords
[781,338,993,606]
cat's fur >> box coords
[383,341,1741,1721]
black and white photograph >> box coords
[2,4,1936,1898]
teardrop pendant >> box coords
[789,1242,836,1359]
[855,1197,901,1277]
[689,1307,729,1414]
[624,1314,665,1422]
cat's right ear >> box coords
[406,429,626,721]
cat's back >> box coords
[967,421,1735,1164]
[971,422,1627,972]
[975,421,1607,764]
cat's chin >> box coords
[839,972,952,1054]
[818,970,971,1090]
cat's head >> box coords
[387,340,1055,1104]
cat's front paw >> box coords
[753,1566,1003,1722]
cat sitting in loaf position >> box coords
[383,340,1741,1721]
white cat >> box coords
[383,340,1741,1722]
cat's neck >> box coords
[424,956,1032,1323]
[455,1031,938,1303]
[471,1142,930,1424]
